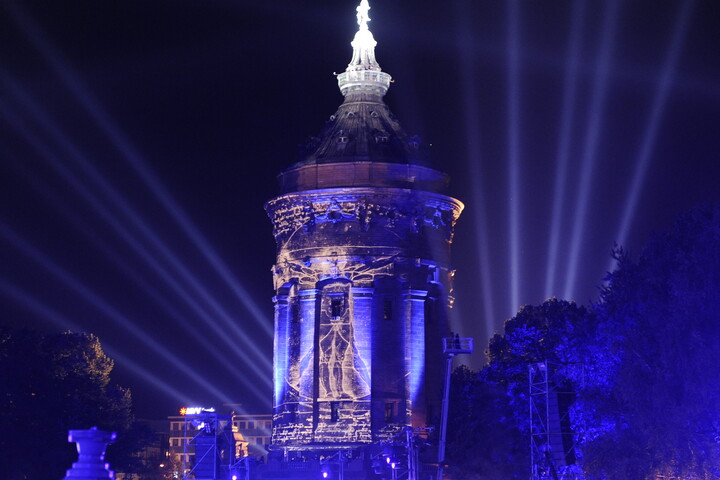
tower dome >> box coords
[278,0,449,194]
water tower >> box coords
[265,0,463,462]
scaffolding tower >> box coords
[182,408,238,480]
[529,362,583,480]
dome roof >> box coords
[279,1,447,194]
[294,92,429,167]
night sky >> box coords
[1,0,718,419]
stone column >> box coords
[350,287,374,392]
[298,288,318,441]
[272,293,290,413]
[402,289,428,427]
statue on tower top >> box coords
[356,0,370,30]
[346,0,381,75]
[337,0,390,96]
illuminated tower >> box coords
[265,0,463,451]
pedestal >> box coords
[62,426,117,480]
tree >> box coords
[446,204,720,479]
[0,327,134,480]
[446,365,526,480]
[579,204,720,479]
[446,299,592,479]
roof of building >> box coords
[279,1,447,194]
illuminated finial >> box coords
[356,0,370,30]
[338,0,391,96]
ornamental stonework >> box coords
[265,189,463,248]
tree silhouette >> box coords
[0,328,133,480]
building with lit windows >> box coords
[167,410,272,472]
[264,0,463,472]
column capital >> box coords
[350,287,375,296]
[272,295,290,306]
[402,289,428,301]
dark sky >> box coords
[1,0,718,420]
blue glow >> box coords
[0,223,238,405]
[506,0,522,312]
[4,1,272,337]
[2,141,261,391]
[406,290,427,405]
[562,0,621,300]
[0,98,272,399]
[544,0,587,299]
[608,0,695,273]
[0,73,272,374]
[272,293,291,408]
[454,2,496,336]
[0,278,195,404]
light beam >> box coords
[544,0,587,299]
[608,0,695,273]
[506,0,522,313]
[454,1,497,336]
[0,94,272,387]
[0,224,241,406]
[3,1,272,338]
[2,152,256,388]
[562,0,621,300]
[0,278,197,405]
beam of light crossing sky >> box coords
[0,224,241,406]
[607,0,695,273]
[506,0,522,313]
[7,290,257,413]
[2,152,256,388]
[3,2,272,338]
[0,278,195,405]
[454,1,497,336]
[562,0,621,300]
[0,70,270,362]
[0,79,273,376]
[544,0,587,299]
[0,95,272,382]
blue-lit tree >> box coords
[446,298,592,479]
[448,204,720,479]
[578,204,720,479]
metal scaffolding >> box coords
[529,362,583,480]
[182,408,237,480]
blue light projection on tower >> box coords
[265,0,463,449]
